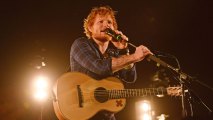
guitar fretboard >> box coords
[94,88,167,99]
[109,88,167,99]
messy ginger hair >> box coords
[83,6,118,39]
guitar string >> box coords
[81,90,165,96]
[81,90,180,104]
[81,89,166,93]
[81,88,180,97]
[79,88,180,105]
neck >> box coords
[93,38,109,54]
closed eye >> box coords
[108,20,112,24]
[99,20,103,24]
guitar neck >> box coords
[105,88,167,99]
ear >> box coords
[88,25,93,32]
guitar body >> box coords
[53,72,126,120]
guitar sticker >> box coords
[116,100,123,107]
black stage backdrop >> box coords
[0,0,212,120]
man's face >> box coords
[89,14,114,41]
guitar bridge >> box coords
[77,85,83,107]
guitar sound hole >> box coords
[94,87,108,103]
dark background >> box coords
[0,0,212,120]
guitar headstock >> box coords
[166,86,182,96]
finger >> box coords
[115,30,129,41]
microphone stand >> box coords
[104,28,213,118]
[127,42,212,119]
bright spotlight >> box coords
[33,75,49,101]
[34,90,48,101]
[41,61,46,67]
[140,102,151,112]
[142,113,152,120]
[34,76,48,89]
[156,114,169,120]
[136,100,152,120]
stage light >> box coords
[34,90,48,101]
[142,113,152,120]
[41,61,46,67]
[34,76,48,88]
[140,102,151,112]
[156,114,169,120]
[136,100,152,120]
[32,75,49,101]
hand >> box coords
[133,45,153,62]
[111,30,128,49]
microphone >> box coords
[103,28,181,73]
[103,28,136,48]
[103,28,122,41]
[104,28,182,74]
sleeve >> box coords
[112,47,137,83]
[118,64,137,83]
[70,38,113,76]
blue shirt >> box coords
[70,37,137,82]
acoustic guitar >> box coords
[53,72,181,120]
